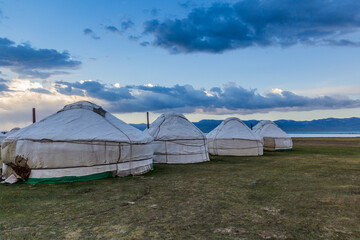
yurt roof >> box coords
[253,120,289,138]
[207,117,262,140]
[7,101,153,143]
[146,112,205,140]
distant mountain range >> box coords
[131,117,360,133]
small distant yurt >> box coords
[253,120,292,151]
[207,117,263,156]
[146,112,209,164]
[6,127,20,137]
[0,132,6,146]
[1,101,154,183]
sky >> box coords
[1,0,360,130]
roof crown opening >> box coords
[59,101,107,117]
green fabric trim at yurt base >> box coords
[25,171,113,183]
[276,148,292,151]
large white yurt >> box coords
[253,120,292,151]
[207,117,263,156]
[146,112,209,164]
[1,101,154,183]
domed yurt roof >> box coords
[252,120,289,138]
[146,112,209,164]
[1,101,153,183]
[207,117,263,156]
[8,101,152,143]
[207,117,262,141]
[147,112,205,141]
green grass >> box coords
[0,138,359,239]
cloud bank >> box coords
[53,80,360,114]
[1,78,360,129]
[0,37,81,78]
[143,0,360,53]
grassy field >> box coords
[0,138,359,239]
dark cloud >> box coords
[105,25,121,34]
[83,28,101,40]
[121,20,134,31]
[105,20,134,35]
[53,80,360,114]
[83,28,93,35]
[55,80,133,101]
[0,76,11,92]
[143,0,360,53]
[0,37,81,78]
[128,35,141,41]
[55,83,84,96]
[140,41,150,47]
[0,83,9,92]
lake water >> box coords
[287,131,360,138]
[203,131,360,137]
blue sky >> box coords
[1,0,360,130]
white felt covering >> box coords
[146,112,209,164]
[252,120,292,150]
[1,101,154,181]
[207,117,263,156]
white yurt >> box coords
[207,117,263,156]
[146,112,209,164]
[253,120,292,151]
[1,101,154,183]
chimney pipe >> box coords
[147,112,150,129]
[32,108,36,123]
